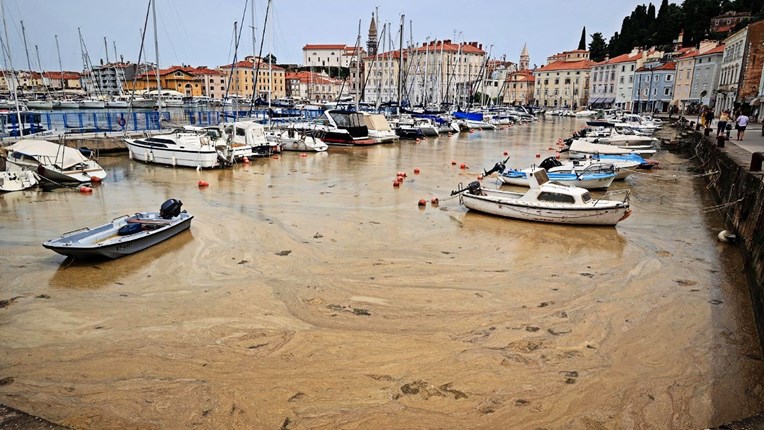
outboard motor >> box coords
[466,181,482,195]
[160,199,183,219]
[539,156,562,171]
[483,157,509,176]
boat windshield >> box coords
[582,191,592,203]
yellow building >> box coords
[533,50,594,108]
[124,66,202,96]
[218,56,286,100]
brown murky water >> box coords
[0,118,761,429]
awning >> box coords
[601,97,615,104]
[587,97,599,104]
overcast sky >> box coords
[5,0,672,72]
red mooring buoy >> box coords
[198,180,209,187]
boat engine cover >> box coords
[466,181,482,195]
[160,199,183,219]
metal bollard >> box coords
[704,128,712,136]
[751,152,763,172]
[717,135,726,147]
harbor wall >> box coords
[683,130,764,345]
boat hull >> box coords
[0,171,38,192]
[43,212,193,259]
[125,139,220,168]
[499,171,615,190]
[461,190,630,226]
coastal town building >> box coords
[715,26,749,114]
[533,49,593,108]
[690,44,725,110]
[302,44,363,70]
[710,10,752,34]
[362,39,486,107]
[125,66,200,96]
[90,63,130,96]
[285,70,346,102]
[737,20,763,107]
[478,59,516,104]
[504,69,535,105]
[610,49,663,112]
[42,71,82,91]
[189,67,227,100]
[671,40,719,112]
[633,60,676,113]
[218,56,286,100]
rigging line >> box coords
[155,2,182,70]
[247,0,271,115]
[127,0,153,110]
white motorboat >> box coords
[4,139,107,183]
[43,198,192,260]
[266,128,328,152]
[361,113,398,143]
[218,120,277,158]
[0,170,38,192]
[124,129,226,168]
[105,98,130,109]
[580,127,658,148]
[567,139,656,159]
[292,110,376,146]
[130,97,157,109]
[452,168,631,226]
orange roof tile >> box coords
[636,62,676,72]
[605,52,643,64]
[698,44,725,55]
[303,44,347,50]
[536,59,594,72]
[43,71,81,80]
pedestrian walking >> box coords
[735,112,749,141]
[705,110,714,130]
[717,110,731,136]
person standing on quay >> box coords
[735,112,749,141]
[705,109,714,130]
[717,110,731,136]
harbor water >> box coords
[0,118,761,429]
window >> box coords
[538,192,575,203]
[664,88,671,96]
[665,75,672,82]
[653,75,659,82]
[621,65,625,72]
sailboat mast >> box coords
[0,0,22,135]
[55,35,64,92]
[355,19,361,111]
[251,0,256,111]
[34,45,50,99]
[20,20,32,74]
[151,0,162,110]
[104,37,110,63]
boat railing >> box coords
[62,226,90,237]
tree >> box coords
[264,53,277,64]
[607,32,621,58]
[578,26,587,50]
[589,33,608,62]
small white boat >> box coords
[0,170,38,192]
[4,139,107,183]
[452,168,631,226]
[53,99,80,110]
[43,199,193,260]
[79,98,106,109]
[130,97,156,109]
[105,98,130,109]
[266,128,328,152]
[361,113,398,143]
[124,130,224,168]
[26,100,54,110]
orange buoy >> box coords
[430,197,439,206]
[503,151,508,156]
[198,180,209,187]
[418,199,427,206]
[242,156,250,164]
[414,168,420,174]
[555,153,561,159]
[272,155,279,159]
[477,175,483,180]
[89,176,102,183]
[78,185,93,193]
[535,153,541,158]
[451,160,457,165]
[460,163,466,169]
[393,180,400,187]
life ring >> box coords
[117,117,126,127]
